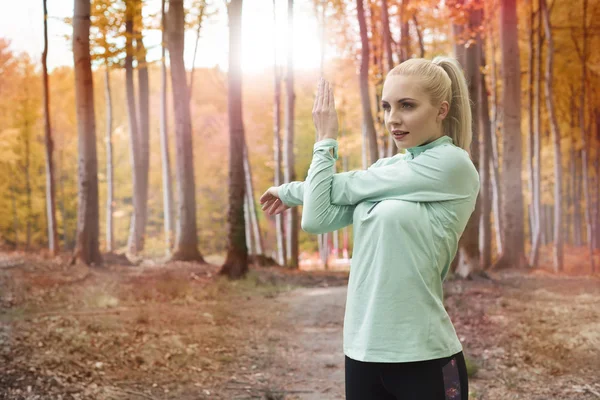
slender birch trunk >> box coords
[244,142,263,255]
[529,0,544,266]
[488,21,503,256]
[104,65,114,253]
[42,0,59,255]
[575,0,594,272]
[541,0,563,272]
[527,0,535,245]
[273,0,286,266]
[160,0,174,255]
[479,39,492,270]
[284,0,299,268]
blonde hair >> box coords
[387,57,472,152]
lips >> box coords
[392,130,409,139]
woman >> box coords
[260,57,479,400]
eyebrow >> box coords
[381,97,417,103]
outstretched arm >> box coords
[276,156,390,207]
[301,138,479,233]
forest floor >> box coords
[0,250,599,400]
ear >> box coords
[437,101,449,122]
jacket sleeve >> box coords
[300,139,356,234]
[301,138,479,234]
[278,156,390,207]
[328,142,480,204]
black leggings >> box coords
[345,351,468,400]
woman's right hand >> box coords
[260,187,291,216]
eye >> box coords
[401,103,414,109]
[381,103,390,111]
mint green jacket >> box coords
[278,135,480,362]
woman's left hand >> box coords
[313,78,339,141]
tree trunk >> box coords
[42,0,59,255]
[494,0,528,269]
[284,0,299,268]
[398,0,410,61]
[540,0,563,272]
[125,0,142,255]
[527,0,535,246]
[479,38,492,270]
[136,6,150,250]
[412,15,425,58]
[454,5,481,278]
[273,0,286,266]
[530,0,543,266]
[168,0,204,262]
[381,0,398,158]
[73,0,101,265]
[488,22,503,256]
[58,150,70,248]
[339,110,350,260]
[357,0,379,167]
[316,1,330,269]
[574,153,582,246]
[546,204,553,246]
[24,120,32,251]
[453,24,465,65]
[244,192,254,255]
[104,65,114,253]
[575,0,594,272]
[220,0,248,279]
[10,174,19,249]
[564,137,572,246]
[566,134,575,245]
[332,225,339,259]
[127,0,150,255]
[160,0,174,256]
[381,0,394,72]
[593,109,600,249]
[189,1,206,102]
[244,142,264,255]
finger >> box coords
[267,199,281,215]
[274,202,289,215]
[315,78,323,111]
[259,192,272,204]
[329,83,335,110]
[260,200,271,211]
[312,80,319,114]
[261,197,275,211]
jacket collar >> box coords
[406,135,453,157]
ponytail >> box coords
[432,56,472,153]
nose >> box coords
[386,108,402,127]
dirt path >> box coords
[262,270,600,400]
[272,286,347,399]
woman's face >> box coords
[381,75,449,150]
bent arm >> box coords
[301,139,356,234]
